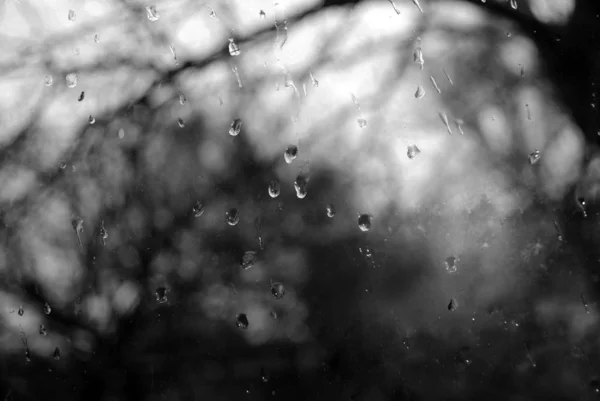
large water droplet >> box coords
[241,251,257,270]
[259,10,266,19]
[39,324,47,336]
[192,201,205,218]
[236,313,249,329]
[528,150,541,165]
[445,256,458,273]
[414,85,425,99]
[407,144,421,159]
[43,302,52,315]
[510,0,518,10]
[268,180,280,198]
[413,47,424,69]
[326,204,336,218]
[146,5,160,21]
[228,38,241,56]
[358,214,372,232]
[284,145,298,164]
[53,346,61,360]
[271,282,285,300]
[155,287,168,303]
[448,298,458,311]
[294,175,308,199]
[44,75,53,86]
[226,208,240,226]
[229,118,242,136]
[357,118,367,128]
[66,73,78,88]
[68,9,76,22]
[18,305,24,316]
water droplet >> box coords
[229,118,242,136]
[18,305,24,316]
[445,255,458,273]
[443,69,454,85]
[271,282,285,300]
[179,93,186,105]
[44,75,53,86]
[357,118,367,128]
[358,214,372,232]
[232,65,243,88]
[414,85,425,99]
[78,91,85,102]
[74,47,80,56]
[94,33,100,43]
[553,221,563,242]
[68,9,76,22]
[413,47,424,69]
[260,367,269,382]
[359,246,373,258]
[39,324,47,336]
[270,310,278,319]
[388,0,401,14]
[241,251,258,270]
[99,221,108,246]
[146,5,160,21]
[192,201,205,218]
[209,8,217,18]
[577,197,588,218]
[448,298,458,311]
[168,44,178,66]
[439,112,452,134]
[53,346,61,360]
[454,119,465,135]
[528,150,541,165]
[510,0,517,10]
[177,118,185,128]
[407,144,421,159]
[310,71,319,87]
[228,38,241,56]
[59,161,67,169]
[259,10,266,19]
[87,115,95,125]
[43,302,52,315]
[591,379,600,393]
[268,180,281,198]
[294,175,308,199]
[118,128,125,139]
[66,73,78,88]
[74,298,82,316]
[506,31,512,38]
[430,76,441,94]
[236,313,249,329]
[525,103,532,120]
[520,66,525,78]
[581,293,590,314]
[72,217,84,246]
[155,287,168,303]
[326,204,336,218]
[226,208,240,226]
[284,145,298,164]
[411,0,424,13]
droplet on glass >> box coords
[39,324,47,336]
[577,197,588,218]
[445,256,458,273]
[413,47,424,69]
[209,8,217,18]
[146,5,160,21]
[520,66,525,78]
[44,75,53,86]
[528,150,541,165]
[20,328,31,363]
[18,305,24,316]
[99,221,108,246]
[414,85,425,99]
[271,282,285,300]
[455,119,465,135]
[310,71,319,87]
[192,201,205,218]
[53,346,61,360]
[439,112,452,134]
[268,180,280,198]
[357,118,367,128]
[236,313,249,329]
[177,118,185,128]
[448,298,458,311]
[94,33,100,43]
[72,217,84,246]
[59,161,67,170]
[294,175,308,199]
[284,145,298,164]
[259,10,266,19]
[68,9,76,22]
[412,0,424,13]
[260,367,269,382]
[430,76,441,94]
[155,287,168,303]
[359,246,373,258]
[169,44,178,66]
[326,204,336,218]
[229,118,242,136]
[43,302,52,315]
[241,251,258,270]
[510,0,517,10]
[581,293,591,314]
[443,68,454,85]
[179,93,186,105]
[226,208,240,226]
[118,128,125,139]
[66,73,78,88]
[78,91,85,102]
[388,0,401,14]
[407,144,421,159]
[358,214,372,232]
[591,379,600,393]
[228,38,241,56]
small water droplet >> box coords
[192,201,205,218]
[591,379,600,393]
[118,128,125,139]
[310,71,319,87]
[68,9,76,22]
[271,282,285,300]
[414,85,425,99]
[520,66,525,78]
[358,214,372,232]
[294,175,308,199]
[18,305,24,316]
[357,118,367,128]
[226,208,240,226]
[179,93,186,105]
[284,145,298,164]
[581,293,591,314]
[99,221,108,245]
[445,256,458,273]
[236,313,249,329]
[155,287,168,303]
[43,302,52,315]
[510,0,518,10]
[53,346,61,360]
[88,115,95,124]
[39,324,47,336]
[407,144,421,159]
[146,5,160,21]
[430,76,441,94]
[268,180,281,198]
[232,65,243,88]
[44,75,53,86]
[168,44,178,66]
[260,367,269,382]
[59,161,67,169]
[443,69,454,85]
[553,221,563,242]
[94,33,100,43]
[528,150,541,165]
[454,119,465,135]
[259,10,266,19]
[506,31,512,38]
[448,298,458,311]
[228,38,241,56]
[388,0,401,14]
[577,197,588,218]
[326,204,336,218]
[78,91,85,102]
[177,118,185,128]
[413,47,424,69]
[411,0,424,13]
[229,118,242,136]
[241,251,257,270]
[439,112,452,134]
[66,73,78,88]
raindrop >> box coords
[146,5,160,21]
[88,115,95,124]
[53,347,61,360]
[241,251,258,270]
[439,112,452,134]
[414,85,425,99]
[74,298,82,316]
[228,38,241,56]
[94,33,100,43]
[155,287,168,303]
[455,119,465,135]
[528,150,541,165]
[294,175,308,199]
[18,305,24,316]
[259,10,266,19]
[72,217,84,246]
[178,118,185,128]
[581,293,591,314]
[271,282,285,300]
[229,118,242,136]
[66,73,78,88]
[359,246,373,259]
[118,128,125,139]
[443,69,454,85]
[388,0,401,14]
[407,144,421,159]
[357,118,368,128]
[68,9,76,22]
[445,256,458,273]
[99,221,108,246]
[553,221,563,242]
[260,367,269,382]
[268,180,281,198]
[209,8,217,18]
[577,197,587,218]
[284,145,298,164]
[411,0,424,13]
[43,302,52,315]
[310,71,319,87]
[520,66,525,78]
[78,91,85,102]
[448,298,458,311]
[39,325,47,336]
[430,76,441,94]
[192,201,205,218]
[232,66,243,88]
[59,161,67,170]
[226,208,240,226]
[20,328,30,363]
[510,0,517,10]
[526,104,531,120]
[179,93,186,105]
[413,47,424,70]
[270,310,278,319]
[358,214,372,232]
[236,313,249,329]
[326,204,336,218]
[591,379,600,393]
[44,75,53,86]
[169,44,178,66]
